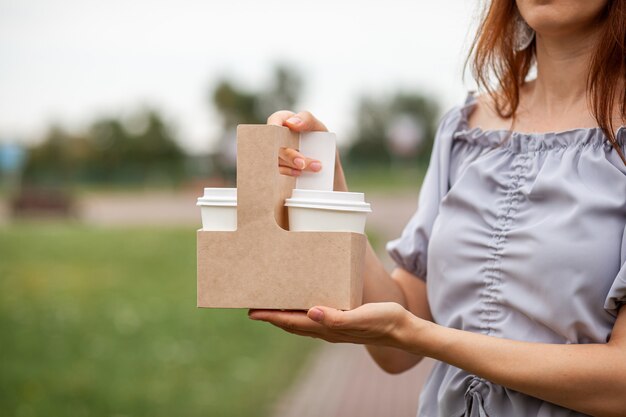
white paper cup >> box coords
[284,189,371,233]
[196,188,237,231]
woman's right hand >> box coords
[262,110,427,373]
[267,110,349,192]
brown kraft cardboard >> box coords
[197,124,366,310]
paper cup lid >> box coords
[284,189,371,212]
[197,187,237,207]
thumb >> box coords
[307,306,345,328]
[284,111,328,132]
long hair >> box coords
[467,0,626,164]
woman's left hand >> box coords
[248,302,419,348]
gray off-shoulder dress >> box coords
[386,93,626,417]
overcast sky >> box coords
[0,0,480,153]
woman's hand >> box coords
[267,110,327,177]
[255,109,429,372]
[249,302,426,350]
[267,110,349,191]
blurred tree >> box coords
[213,65,302,129]
[125,111,185,183]
[22,109,185,186]
[346,92,439,167]
[23,126,88,185]
[347,97,393,166]
[390,93,440,164]
[210,65,303,181]
[88,118,129,182]
[257,66,302,120]
[213,81,259,128]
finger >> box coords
[267,110,296,126]
[278,326,322,339]
[276,325,368,345]
[279,147,322,172]
[279,156,321,172]
[279,165,302,176]
[279,147,305,167]
[307,306,348,329]
[283,111,328,132]
[250,309,325,331]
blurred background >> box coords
[0,1,479,416]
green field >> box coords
[344,164,426,193]
[0,224,319,417]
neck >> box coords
[529,25,601,112]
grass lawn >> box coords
[344,164,426,194]
[0,223,319,417]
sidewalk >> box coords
[272,344,434,417]
[0,190,420,230]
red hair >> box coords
[467,0,626,164]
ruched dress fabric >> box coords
[386,93,626,417]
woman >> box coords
[249,0,626,416]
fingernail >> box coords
[309,308,324,322]
[294,157,305,169]
[309,161,322,172]
[287,117,302,125]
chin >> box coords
[516,0,608,36]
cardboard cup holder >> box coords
[197,124,366,310]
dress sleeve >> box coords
[385,107,459,281]
[604,225,626,316]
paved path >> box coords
[81,190,421,237]
[272,344,434,417]
[78,191,201,226]
[2,190,419,238]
